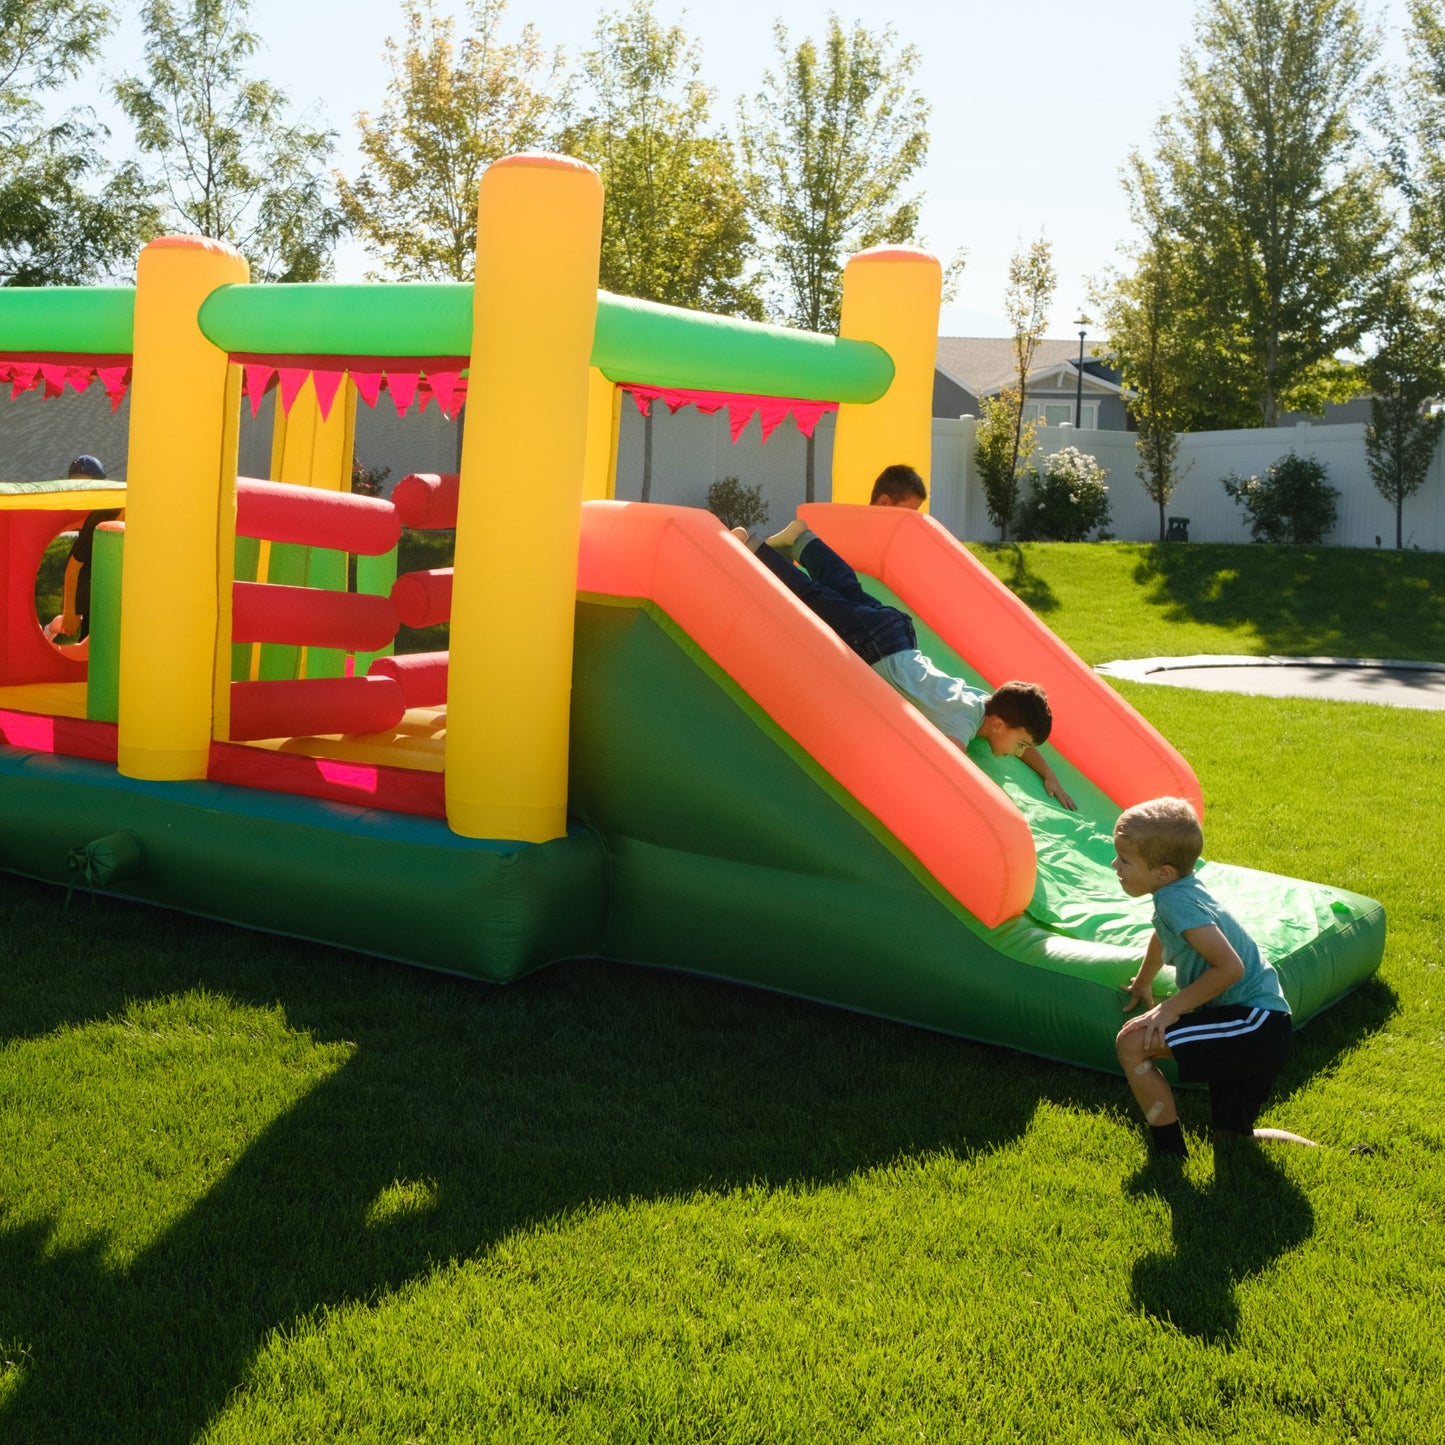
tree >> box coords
[1003,234,1055,486]
[1122,0,1389,426]
[568,0,759,318]
[706,477,769,531]
[739,18,930,500]
[566,0,761,500]
[116,0,341,282]
[974,389,1032,541]
[1094,235,1195,539]
[338,0,559,282]
[973,235,1052,541]
[1392,3,1445,310]
[0,0,160,284]
[1363,282,1445,549]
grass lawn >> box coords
[1,542,1441,1443]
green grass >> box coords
[2,542,1442,1443]
[968,540,1445,663]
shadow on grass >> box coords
[1130,543,1445,659]
[0,881,1393,1441]
[1128,1142,1314,1342]
[1122,976,1395,1343]
[1283,975,1398,1104]
[978,542,1060,616]
[0,880,1082,1445]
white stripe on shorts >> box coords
[1166,1007,1270,1047]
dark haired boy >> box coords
[1113,796,1316,1158]
[735,516,1074,808]
[870,463,927,510]
[60,455,122,641]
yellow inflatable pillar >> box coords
[581,366,621,501]
[119,235,248,781]
[211,365,244,738]
[270,375,356,492]
[254,376,358,681]
[830,247,943,508]
[446,153,604,841]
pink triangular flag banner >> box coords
[7,362,40,399]
[425,370,461,417]
[386,370,419,417]
[727,402,757,444]
[619,383,838,445]
[276,367,311,414]
[350,369,385,408]
[243,364,277,417]
[310,368,345,420]
[39,363,68,398]
[756,399,793,443]
[791,401,830,439]
[97,366,131,412]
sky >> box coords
[63,0,1418,340]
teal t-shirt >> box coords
[1153,873,1290,1014]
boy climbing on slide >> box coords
[1112,796,1316,1161]
[734,516,1077,810]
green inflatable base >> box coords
[0,596,1386,1077]
[567,598,1386,1075]
[0,749,605,982]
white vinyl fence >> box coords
[5,385,1443,551]
[613,405,1445,552]
[930,416,1445,551]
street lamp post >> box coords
[1074,322,1087,429]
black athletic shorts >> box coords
[1165,1005,1292,1135]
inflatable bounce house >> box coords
[0,154,1383,1073]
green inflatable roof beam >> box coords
[2,281,894,403]
[199,283,470,359]
[197,285,895,403]
[592,293,894,401]
[0,287,135,355]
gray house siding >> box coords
[931,371,977,419]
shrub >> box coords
[707,476,769,531]
[1017,447,1111,541]
[1221,451,1339,544]
[351,456,391,498]
[975,389,1034,539]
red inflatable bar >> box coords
[229,675,406,741]
[232,581,400,653]
[236,477,401,556]
[391,472,459,530]
[390,568,453,628]
[367,651,448,708]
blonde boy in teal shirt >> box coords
[1112,797,1316,1159]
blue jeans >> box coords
[752,532,917,664]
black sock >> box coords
[1149,1120,1187,1157]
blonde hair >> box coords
[1115,796,1203,876]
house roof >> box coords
[935,336,1120,398]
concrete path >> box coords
[1095,655,1445,711]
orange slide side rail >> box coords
[800,503,1203,816]
[577,501,1038,926]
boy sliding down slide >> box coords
[735,517,1076,810]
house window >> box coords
[1022,401,1098,428]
